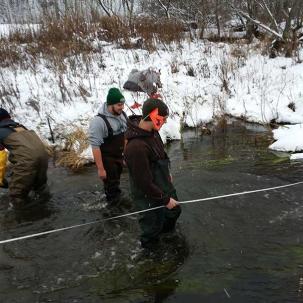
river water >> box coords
[1,120,303,303]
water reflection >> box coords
[1,121,303,302]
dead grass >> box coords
[0,41,24,68]
[135,17,183,48]
[29,15,96,62]
[56,150,89,171]
[55,126,90,171]
[0,14,185,69]
[0,14,98,69]
[96,16,183,50]
[230,47,247,60]
[98,16,130,45]
[207,34,245,43]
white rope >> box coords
[0,180,302,245]
[178,180,303,204]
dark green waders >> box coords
[130,158,181,249]
[4,130,48,202]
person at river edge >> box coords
[0,108,49,208]
[124,98,181,249]
[88,88,128,204]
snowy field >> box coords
[1,24,303,160]
[0,23,40,36]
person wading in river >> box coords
[88,88,128,204]
[0,108,49,209]
[124,98,181,249]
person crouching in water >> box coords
[0,108,49,208]
[124,98,181,249]
[88,88,128,204]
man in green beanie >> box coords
[88,88,128,204]
[124,98,181,249]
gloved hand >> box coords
[0,149,8,188]
[0,178,8,188]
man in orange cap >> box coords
[124,98,181,249]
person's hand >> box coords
[166,198,179,209]
[169,174,173,183]
[98,168,107,180]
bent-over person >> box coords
[0,108,49,208]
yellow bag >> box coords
[0,149,8,186]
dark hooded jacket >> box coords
[124,116,171,205]
[0,119,19,145]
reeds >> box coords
[0,14,184,69]
[55,126,90,171]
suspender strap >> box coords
[121,111,128,121]
[97,111,128,139]
[97,114,114,138]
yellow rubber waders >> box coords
[0,149,8,186]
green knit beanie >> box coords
[106,88,125,105]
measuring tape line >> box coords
[0,180,302,244]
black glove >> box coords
[0,178,8,188]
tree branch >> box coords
[255,0,280,32]
[97,0,111,17]
[156,0,171,18]
[231,5,283,40]
[122,0,133,15]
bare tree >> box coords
[122,0,135,28]
[96,0,112,17]
[122,0,135,17]
[230,0,303,56]
[0,0,13,23]
[156,0,172,18]
[139,0,173,19]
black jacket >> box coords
[124,117,170,205]
[0,119,22,148]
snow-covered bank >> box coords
[1,32,303,161]
[269,124,303,156]
[0,23,40,37]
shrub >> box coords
[55,126,90,171]
[0,15,184,69]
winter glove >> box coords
[0,149,8,188]
[0,178,8,188]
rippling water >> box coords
[1,120,303,303]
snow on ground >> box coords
[290,153,303,160]
[0,23,40,37]
[269,124,303,153]
[227,54,303,124]
[1,24,303,160]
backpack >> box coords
[123,68,162,95]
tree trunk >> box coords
[282,0,300,57]
[245,0,257,42]
[246,20,255,42]
[215,0,220,37]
